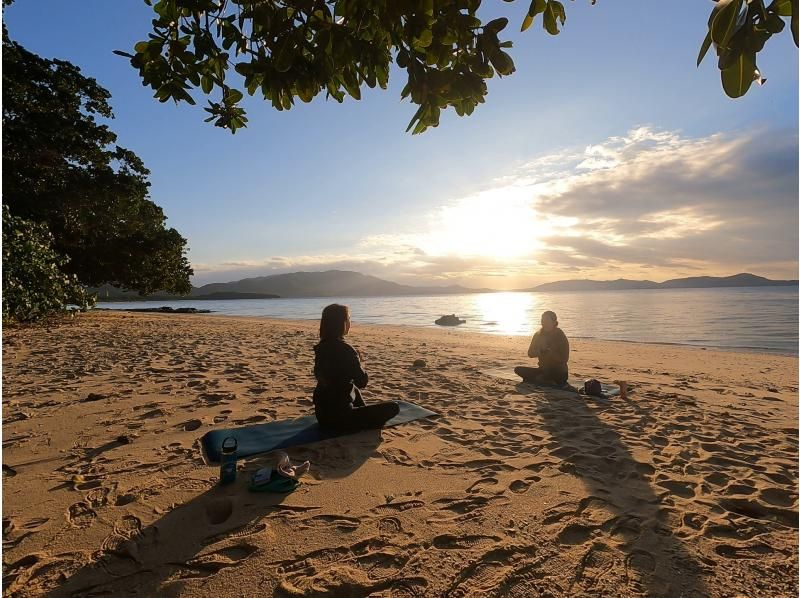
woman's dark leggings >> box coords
[514,365,568,385]
[320,388,400,432]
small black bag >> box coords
[583,378,603,397]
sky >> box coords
[5,1,799,289]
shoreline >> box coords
[3,311,797,597]
[94,307,800,358]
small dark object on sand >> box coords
[3,464,18,478]
[412,359,427,368]
[435,314,466,326]
[83,393,107,402]
[116,434,136,445]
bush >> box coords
[2,205,95,323]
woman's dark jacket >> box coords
[313,338,368,421]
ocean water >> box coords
[98,286,799,355]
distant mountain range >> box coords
[93,270,797,302]
[521,273,797,292]
[93,270,488,301]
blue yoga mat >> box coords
[481,368,621,398]
[201,400,437,464]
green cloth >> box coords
[248,471,300,493]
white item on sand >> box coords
[276,451,311,479]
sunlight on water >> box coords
[99,287,798,355]
[472,292,540,336]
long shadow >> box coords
[514,382,708,597]
[47,429,383,597]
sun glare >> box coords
[419,188,549,260]
[473,291,539,336]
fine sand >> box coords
[2,311,798,597]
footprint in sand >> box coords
[388,580,429,598]
[2,517,49,549]
[723,483,757,496]
[66,502,96,528]
[201,521,269,546]
[375,500,425,513]
[704,471,730,486]
[306,514,361,531]
[4,552,85,595]
[603,515,642,544]
[114,493,137,507]
[575,542,617,588]
[495,560,551,598]
[85,487,111,508]
[377,517,402,536]
[508,477,540,495]
[467,477,500,494]
[432,534,501,550]
[181,419,203,431]
[443,546,537,596]
[175,544,258,579]
[114,514,142,538]
[205,498,234,525]
[556,522,596,545]
[759,487,797,507]
[625,549,656,593]
[655,479,696,499]
[714,542,773,559]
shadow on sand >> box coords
[514,382,709,597]
[48,429,384,597]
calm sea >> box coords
[98,286,799,356]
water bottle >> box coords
[219,437,238,485]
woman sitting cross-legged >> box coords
[313,304,400,432]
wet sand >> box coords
[2,311,797,597]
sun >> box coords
[418,187,548,260]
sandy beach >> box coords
[2,311,797,597]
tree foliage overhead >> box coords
[2,35,193,297]
[121,0,798,134]
[697,0,798,97]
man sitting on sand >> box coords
[515,310,570,385]
[313,304,400,431]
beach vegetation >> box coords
[2,33,193,316]
[2,206,95,323]
[117,0,798,133]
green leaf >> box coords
[710,0,745,47]
[485,18,509,33]
[772,0,792,17]
[697,30,713,66]
[489,50,515,75]
[528,0,547,17]
[521,13,534,32]
[274,38,294,72]
[414,29,433,49]
[225,89,243,104]
[405,105,424,133]
[543,1,566,35]
[721,50,757,97]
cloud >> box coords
[192,127,798,287]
